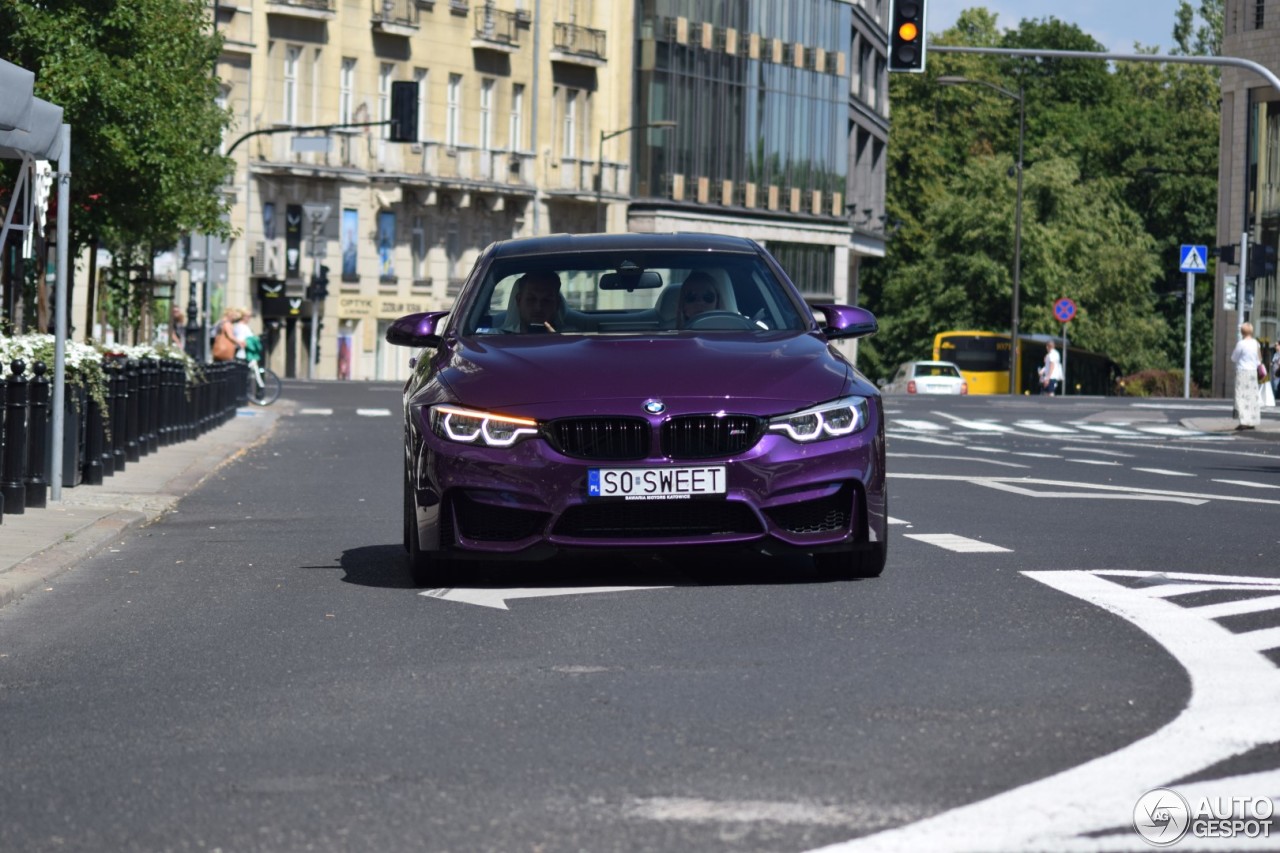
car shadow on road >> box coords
[337,543,862,591]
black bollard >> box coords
[2,360,30,514]
[124,359,141,463]
[24,361,49,508]
[82,385,106,486]
[142,358,158,455]
[109,359,127,473]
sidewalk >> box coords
[1180,406,1280,437]
[0,406,282,609]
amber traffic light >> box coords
[889,0,927,73]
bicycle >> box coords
[245,358,282,406]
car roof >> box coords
[486,232,767,259]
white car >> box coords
[883,361,968,395]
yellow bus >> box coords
[932,330,1116,395]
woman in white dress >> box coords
[1230,322,1263,429]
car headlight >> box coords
[768,396,870,442]
[430,404,540,447]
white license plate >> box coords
[588,466,726,500]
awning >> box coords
[0,58,35,132]
[0,97,65,160]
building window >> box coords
[341,208,359,281]
[480,78,494,152]
[378,63,395,140]
[377,211,396,282]
[509,83,525,152]
[414,68,428,141]
[339,58,356,125]
[1256,1,1266,29]
[447,74,462,149]
[412,215,428,283]
[563,87,579,159]
[283,45,301,124]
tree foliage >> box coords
[0,0,233,254]
[862,4,1222,386]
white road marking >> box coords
[1060,447,1133,457]
[1239,626,1280,652]
[892,419,946,431]
[1013,452,1062,459]
[902,534,1011,553]
[1072,424,1144,437]
[357,408,393,417]
[1133,425,1203,436]
[887,516,911,525]
[299,408,333,416]
[889,473,1280,507]
[1130,468,1195,477]
[948,419,1014,433]
[884,434,966,447]
[807,570,1280,853]
[1210,479,1280,489]
[887,453,1029,468]
[1067,458,1122,466]
[1189,593,1280,619]
[1014,420,1078,434]
[420,585,669,610]
[967,446,1010,454]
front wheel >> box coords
[404,474,461,587]
[247,367,282,406]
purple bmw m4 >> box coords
[386,233,887,585]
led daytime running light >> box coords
[433,405,540,447]
[768,397,868,442]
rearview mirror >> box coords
[385,311,450,348]
[600,270,663,291]
[812,305,878,340]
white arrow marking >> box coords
[420,585,670,610]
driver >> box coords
[501,270,564,333]
[678,272,720,328]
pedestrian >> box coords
[1042,340,1064,396]
[1271,344,1280,398]
[1230,322,1263,430]
[169,305,186,348]
[212,307,246,362]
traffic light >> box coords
[1216,244,1237,265]
[307,266,330,302]
[389,80,418,143]
[1248,243,1276,279]
[889,0,927,73]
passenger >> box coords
[501,271,564,333]
[678,272,720,328]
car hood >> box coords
[432,332,856,416]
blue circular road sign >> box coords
[1054,297,1077,323]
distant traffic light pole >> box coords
[937,75,1024,396]
[595,121,676,233]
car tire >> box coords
[404,472,458,587]
[814,541,886,579]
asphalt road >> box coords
[1,384,1277,852]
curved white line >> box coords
[807,571,1280,852]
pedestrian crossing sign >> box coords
[1179,244,1208,273]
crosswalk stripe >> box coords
[1211,479,1280,489]
[300,408,333,415]
[947,419,1014,433]
[1131,467,1195,477]
[904,533,1012,553]
[1014,421,1078,433]
[357,408,393,417]
[1071,424,1144,436]
[892,419,946,431]
[1134,425,1202,436]
[1238,626,1280,652]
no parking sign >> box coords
[1054,297,1076,323]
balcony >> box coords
[472,7,520,52]
[550,22,606,67]
[372,0,420,36]
[265,0,335,21]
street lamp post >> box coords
[595,120,676,233]
[937,75,1025,396]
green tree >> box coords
[0,0,232,322]
[862,6,1220,388]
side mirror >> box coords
[385,311,451,348]
[812,304,878,340]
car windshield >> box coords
[914,364,961,378]
[459,250,809,335]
